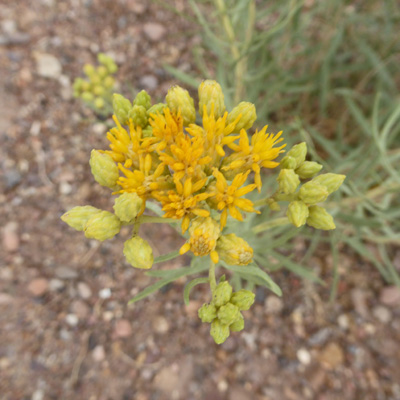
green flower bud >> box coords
[128,105,148,128]
[83,64,95,78]
[216,234,253,266]
[81,91,94,102]
[89,150,119,189]
[277,169,300,194]
[227,102,257,132]
[295,161,323,179]
[89,74,101,86]
[94,97,105,109]
[98,53,118,74]
[73,78,84,93]
[133,90,152,110]
[148,103,166,116]
[312,173,346,194]
[307,205,336,230]
[287,200,309,228]
[230,313,244,332]
[198,80,225,119]
[84,211,121,241]
[298,181,329,204]
[286,142,307,168]
[97,65,108,79]
[210,319,230,344]
[142,126,153,138]
[268,200,281,211]
[113,192,143,222]
[123,236,154,269]
[112,94,132,124]
[93,85,105,96]
[279,156,297,170]
[61,206,102,231]
[103,76,115,89]
[166,85,196,126]
[213,281,233,307]
[217,303,241,326]
[198,303,217,323]
[230,289,255,311]
[81,81,91,92]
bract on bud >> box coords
[94,97,105,109]
[210,319,230,344]
[112,94,132,125]
[277,169,300,194]
[312,173,346,194]
[230,289,255,311]
[123,236,154,269]
[217,303,241,326]
[229,313,244,332]
[113,192,143,222]
[103,76,115,89]
[61,206,102,231]
[286,142,307,168]
[287,200,309,228]
[89,150,119,189]
[227,102,257,132]
[148,103,166,116]
[298,181,329,204]
[83,64,95,78]
[295,161,323,179]
[279,156,297,169]
[166,85,196,126]
[81,92,94,102]
[198,303,217,323]
[216,234,253,266]
[128,105,148,128]
[198,80,225,118]
[133,90,152,110]
[84,211,121,241]
[307,205,336,230]
[213,281,233,307]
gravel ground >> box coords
[1,1,400,399]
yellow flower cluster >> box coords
[101,80,285,262]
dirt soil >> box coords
[1,1,400,400]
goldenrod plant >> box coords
[73,53,118,114]
[62,80,345,344]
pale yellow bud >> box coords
[230,289,255,311]
[312,173,346,194]
[113,192,143,222]
[229,313,244,332]
[166,85,196,126]
[307,205,336,230]
[216,234,253,266]
[61,206,102,231]
[198,80,225,118]
[89,150,119,189]
[210,319,230,344]
[217,303,240,326]
[286,201,309,228]
[286,142,307,168]
[277,169,300,194]
[123,236,154,269]
[198,303,217,323]
[295,161,323,179]
[213,281,233,307]
[279,156,297,170]
[298,181,329,204]
[227,102,257,132]
[84,211,121,241]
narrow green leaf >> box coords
[154,249,180,264]
[183,277,209,305]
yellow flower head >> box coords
[158,134,211,181]
[180,217,220,263]
[117,153,172,211]
[222,126,286,191]
[104,115,154,168]
[216,234,254,266]
[209,169,259,229]
[186,105,240,170]
[149,107,184,151]
[156,177,211,233]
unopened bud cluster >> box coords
[276,142,345,230]
[198,281,255,344]
[73,53,117,112]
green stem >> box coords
[137,215,177,224]
[252,217,290,234]
[209,259,217,294]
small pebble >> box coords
[265,296,283,314]
[92,345,106,362]
[139,75,158,90]
[49,279,65,291]
[28,278,49,297]
[152,316,169,334]
[65,314,79,327]
[55,266,78,279]
[77,282,92,299]
[297,348,311,365]
[142,23,166,42]
[380,286,400,306]
[99,288,112,299]
[2,222,19,252]
[372,305,392,324]
[92,123,107,136]
[319,342,344,369]
[59,182,72,195]
[31,389,44,400]
[337,314,349,330]
[114,319,132,338]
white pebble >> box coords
[99,288,111,299]
[65,314,79,326]
[297,348,311,365]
